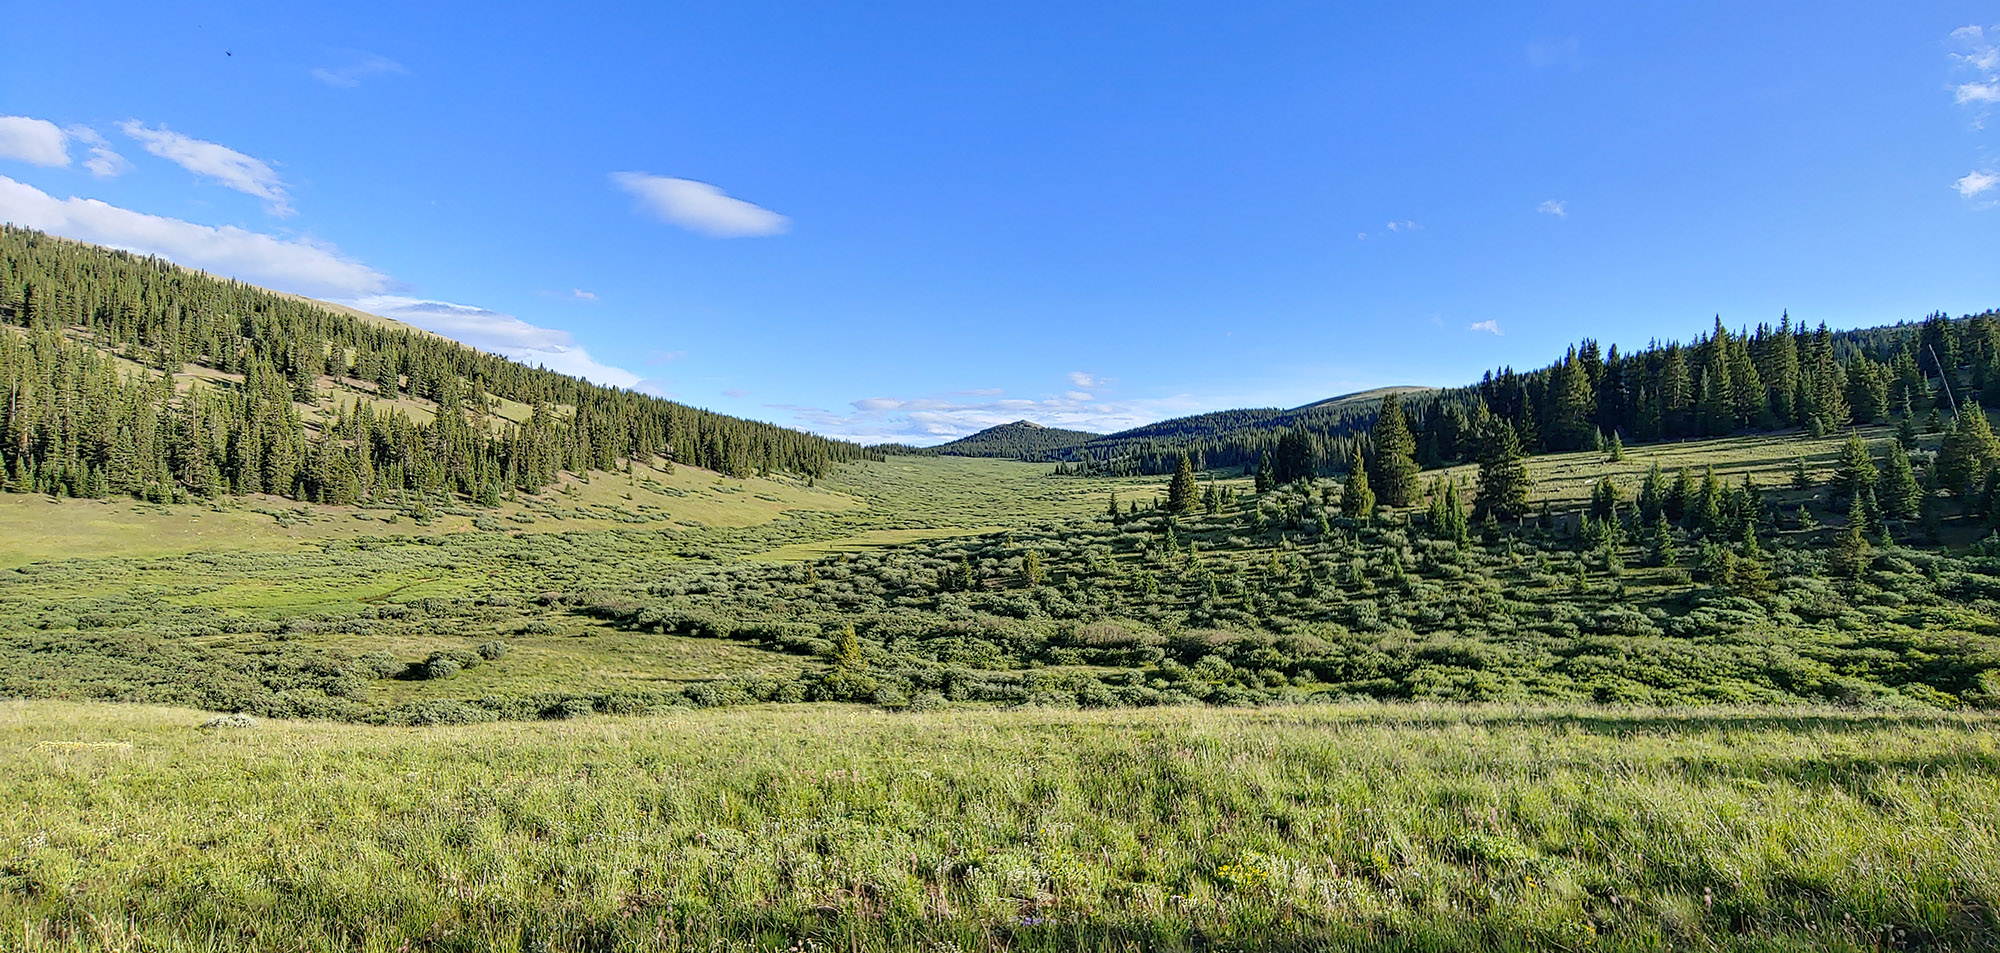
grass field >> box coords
[3,699,1995,952]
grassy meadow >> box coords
[6,430,2000,948]
[5,699,1997,952]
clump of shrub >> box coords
[477,640,508,660]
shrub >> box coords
[476,640,508,660]
[420,655,461,680]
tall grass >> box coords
[4,699,1996,951]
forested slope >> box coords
[0,227,866,505]
[1015,311,2000,478]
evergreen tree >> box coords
[1880,448,1921,521]
[1339,448,1374,521]
[1938,406,2000,498]
[1371,393,1421,507]
[1473,419,1531,522]
[1830,434,1877,505]
[1588,476,1622,522]
[1166,453,1197,514]
[1830,499,1873,578]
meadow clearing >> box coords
[3,700,1996,952]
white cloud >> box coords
[777,373,1241,444]
[1950,25,2000,126]
[1957,82,2000,105]
[1951,25,1997,71]
[0,175,386,296]
[644,349,685,365]
[571,288,597,301]
[1537,199,1567,217]
[66,127,131,178]
[1469,320,1503,335]
[120,121,292,215]
[1067,371,1102,388]
[1957,170,1998,198]
[0,116,69,167]
[1385,220,1420,232]
[311,53,407,88]
[346,295,643,389]
[610,172,788,237]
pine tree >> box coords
[1938,406,2000,498]
[1167,453,1197,515]
[1830,434,1877,505]
[1880,448,1921,521]
[1474,419,1531,521]
[1371,393,1421,507]
[1830,498,1872,579]
[1651,513,1678,568]
[1340,448,1375,521]
[1589,476,1622,522]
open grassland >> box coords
[0,456,1161,569]
[2,700,1996,952]
[1433,426,1889,512]
[0,458,860,568]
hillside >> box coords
[929,419,1101,457]
[0,226,867,508]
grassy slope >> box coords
[4,699,1996,951]
[0,458,858,568]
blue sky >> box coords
[2,2,1996,444]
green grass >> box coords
[3,699,1996,951]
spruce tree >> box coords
[1938,406,2000,498]
[1371,393,1420,507]
[1880,448,1921,521]
[1340,448,1375,521]
[1474,419,1531,522]
[1830,434,1877,505]
[1167,453,1197,515]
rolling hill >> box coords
[927,420,1102,457]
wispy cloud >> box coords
[1469,320,1503,335]
[311,53,407,88]
[1385,220,1420,232]
[1067,371,1102,388]
[0,116,70,167]
[1537,199,1567,218]
[644,349,685,365]
[571,288,597,301]
[120,121,292,215]
[1957,170,1998,199]
[0,175,385,296]
[1950,25,1999,129]
[611,172,788,237]
[773,376,1229,445]
[347,295,643,389]
[66,127,130,177]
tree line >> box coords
[0,226,868,504]
[1039,308,1999,481]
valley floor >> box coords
[4,699,1998,952]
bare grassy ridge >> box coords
[3,700,1996,951]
